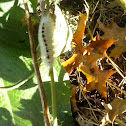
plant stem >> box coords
[46,0,49,12]
[23,0,51,126]
[49,68,58,126]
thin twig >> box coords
[77,112,99,125]
[77,72,99,123]
[115,118,126,126]
[105,53,125,78]
[92,13,101,36]
[84,95,99,123]
[92,0,100,14]
[107,80,126,96]
[23,0,51,126]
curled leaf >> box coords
[73,12,87,53]
[79,64,116,98]
[62,53,83,73]
[101,98,126,125]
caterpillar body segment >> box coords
[38,13,56,68]
[38,4,72,68]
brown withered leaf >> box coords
[73,12,87,53]
[62,11,116,99]
[87,40,116,54]
[79,63,116,98]
[62,53,83,73]
[83,52,103,68]
[78,39,116,98]
[62,12,87,73]
[98,20,126,58]
[102,98,126,123]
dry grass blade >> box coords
[107,80,126,96]
[106,53,125,78]
[85,96,99,123]
[77,72,99,123]
[77,112,99,126]
[115,118,126,126]
[105,53,126,96]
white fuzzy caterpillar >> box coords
[38,4,72,68]
[38,13,56,68]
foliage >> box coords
[62,12,116,99]
[0,0,72,126]
[0,0,126,126]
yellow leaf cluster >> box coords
[62,12,116,99]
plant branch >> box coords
[23,0,51,126]
[49,68,58,126]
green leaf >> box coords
[35,60,73,125]
[0,0,73,126]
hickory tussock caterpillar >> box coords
[38,4,72,68]
[38,13,55,68]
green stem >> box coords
[50,68,58,126]
[46,0,49,13]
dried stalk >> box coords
[23,0,51,125]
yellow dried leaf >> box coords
[62,11,117,99]
[79,64,116,98]
[73,12,87,53]
[62,53,83,73]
